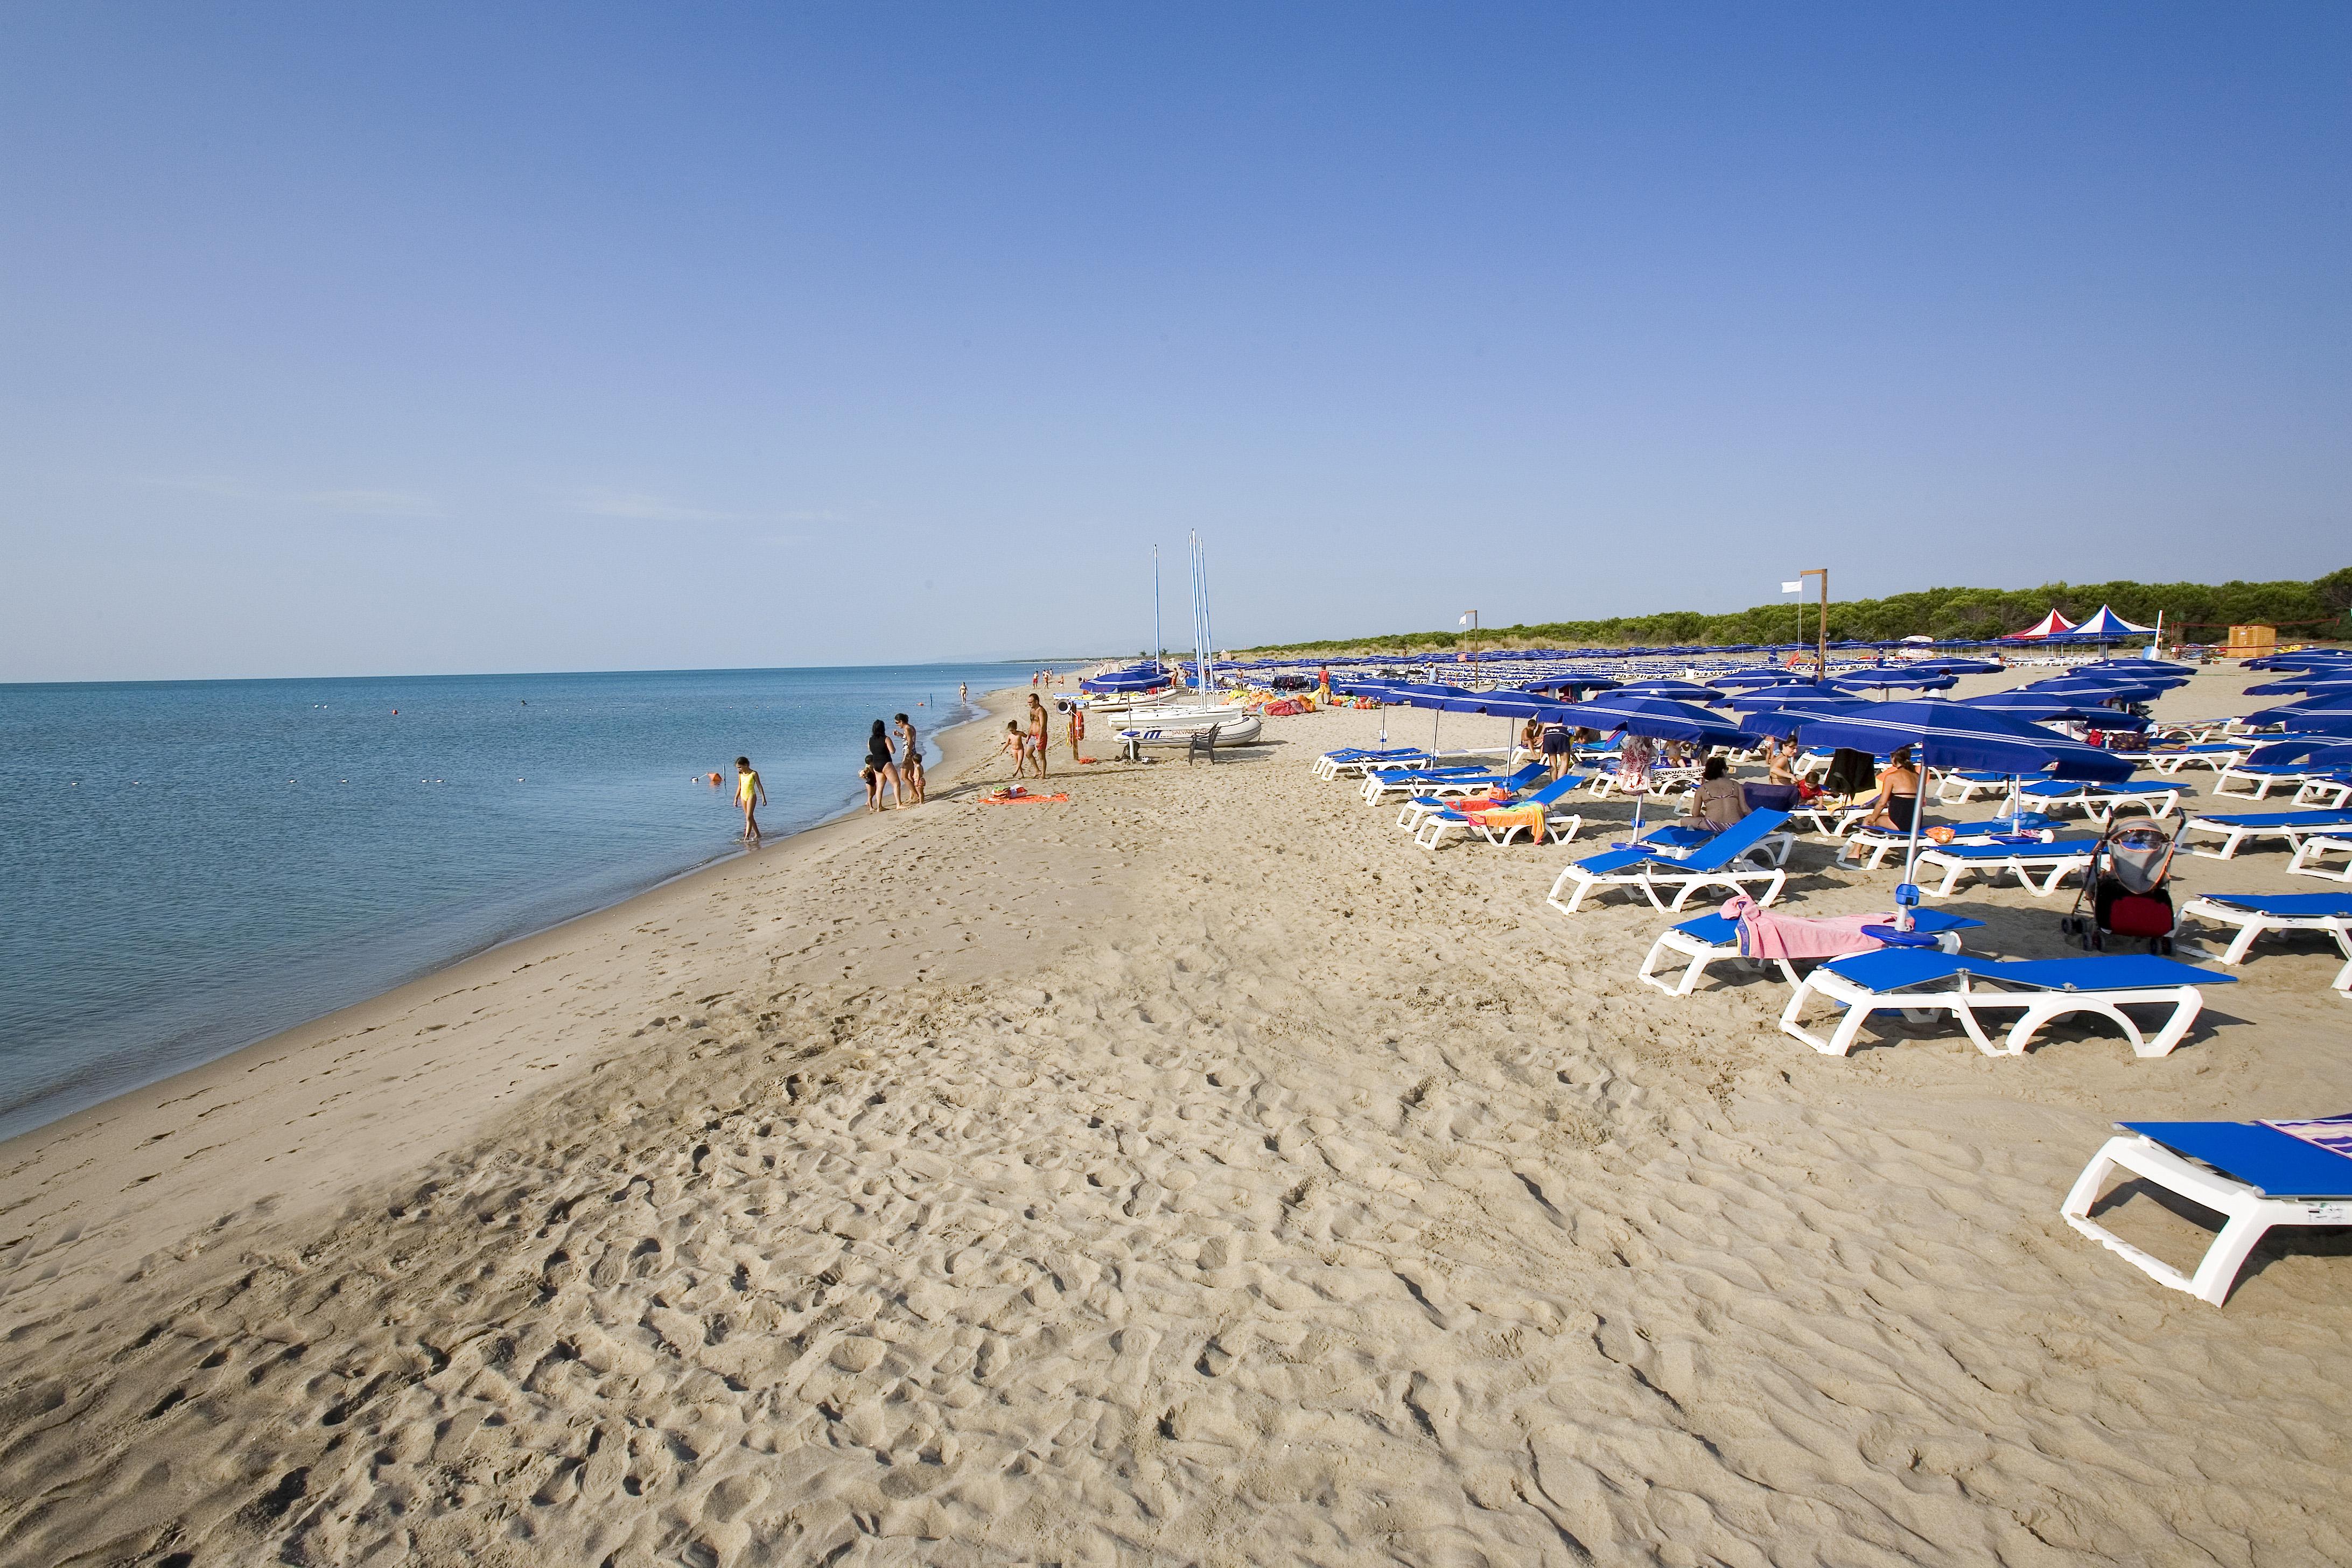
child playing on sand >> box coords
[1004,720,1031,777]
[733,757,766,844]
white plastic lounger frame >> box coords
[2213,764,2328,800]
[1935,772,2011,804]
[2181,814,2352,861]
[2062,1135,2352,1306]
[2178,897,2352,967]
[2021,782,2182,823]
[1911,843,2093,898]
[2288,836,2352,883]
[2296,778,2352,810]
[1637,924,1965,997]
[1779,964,2211,1059]
[2144,745,2249,775]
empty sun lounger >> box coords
[2179,809,2352,860]
[1546,810,1794,915]
[2214,762,2337,800]
[2178,893,2352,968]
[1778,950,2233,1058]
[1910,837,2101,897]
[2144,744,2253,775]
[1935,771,2013,804]
[1838,818,2062,871]
[1362,759,1546,805]
[1638,907,1984,995]
[2015,779,2182,823]
[2288,835,2352,883]
[2062,1118,2352,1305]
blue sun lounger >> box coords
[2063,1118,2352,1304]
[1910,836,2102,897]
[1362,760,1546,805]
[1779,949,2234,1058]
[1637,907,1985,995]
[2178,892,2352,975]
[1546,810,1793,914]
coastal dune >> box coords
[2,675,2349,1565]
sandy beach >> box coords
[3,668,2348,1567]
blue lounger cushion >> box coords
[2189,811,2352,829]
[1668,908,1986,947]
[2197,893,2352,918]
[2121,1121,2352,1200]
[1917,836,2100,860]
[1819,950,2234,993]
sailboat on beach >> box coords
[1109,533,1260,750]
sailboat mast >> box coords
[1152,544,1161,669]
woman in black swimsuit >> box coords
[866,719,902,810]
[1863,746,1921,832]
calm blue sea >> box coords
[0,663,1048,1142]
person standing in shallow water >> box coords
[733,757,766,844]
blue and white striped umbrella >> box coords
[1776,698,2132,781]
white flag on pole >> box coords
[1459,612,1473,626]
[1781,580,1803,593]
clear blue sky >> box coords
[3,4,2344,680]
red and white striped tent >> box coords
[2004,608,2078,640]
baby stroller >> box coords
[2060,817,2179,954]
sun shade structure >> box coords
[1543,693,1757,748]
[1080,663,1173,693]
[1828,669,1961,694]
[1774,699,2133,781]
[2057,605,2155,639]
[1962,691,2099,723]
[2005,609,2078,640]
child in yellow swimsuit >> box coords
[733,756,766,844]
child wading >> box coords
[733,757,766,844]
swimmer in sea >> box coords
[734,756,766,844]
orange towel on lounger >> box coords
[1461,801,1548,843]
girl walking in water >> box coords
[733,757,766,843]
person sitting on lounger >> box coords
[1765,739,1797,786]
[1683,756,1751,831]
[1861,746,1922,832]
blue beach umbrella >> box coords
[1774,697,2132,890]
[1828,669,1959,695]
[2244,678,2352,697]
[2243,693,2352,726]
[1611,680,1721,701]
[1961,691,2099,724]
[1544,693,1759,836]
[1710,669,1812,690]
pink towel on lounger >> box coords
[1720,895,1894,962]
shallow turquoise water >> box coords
[0,662,1038,1139]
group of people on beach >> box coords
[1003,691,1082,777]
[861,713,926,811]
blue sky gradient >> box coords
[3,4,2344,678]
